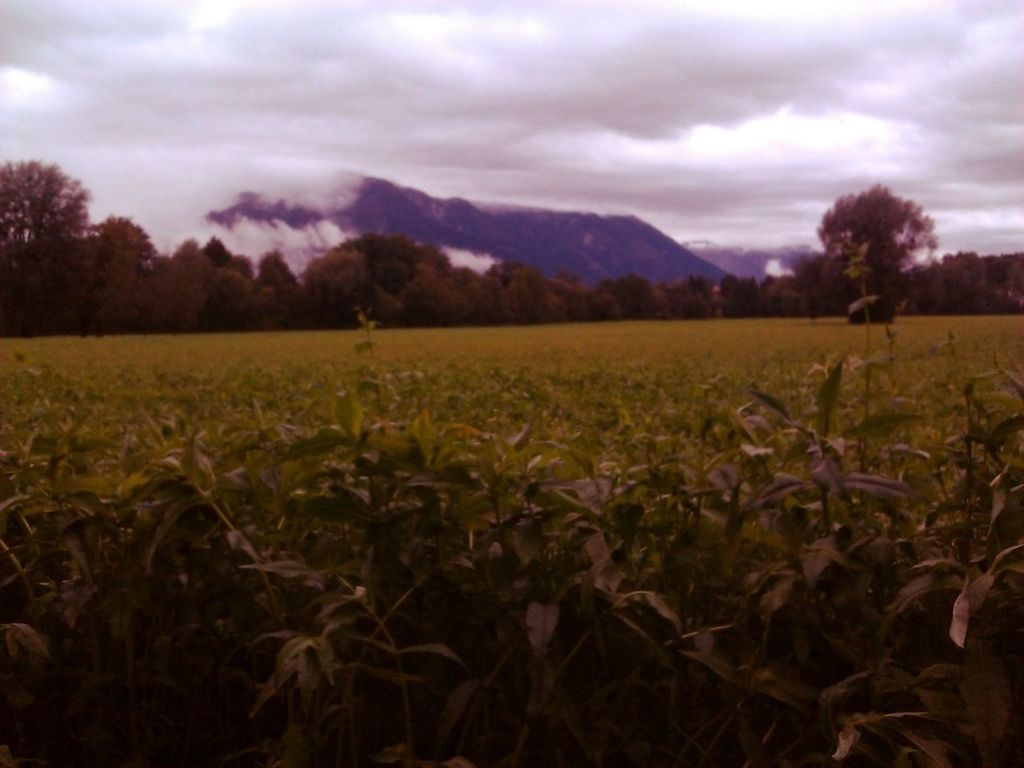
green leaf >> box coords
[886,572,962,618]
[299,491,370,523]
[373,743,416,764]
[743,387,792,423]
[1,623,49,662]
[620,590,682,633]
[683,631,738,684]
[810,457,845,498]
[848,295,880,316]
[750,473,808,509]
[143,498,191,574]
[750,665,817,710]
[802,542,847,587]
[843,472,914,499]
[409,409,436,462]
[513,518,542,565]
[355,664,426,685]
[507,423,532,450]
[817,359,843,436]
[282,428,348,461]
[991,543,1024,574]
[540,478,611,514]
[991,414,1024,445]
[525,602,559,659]
[336,390,364,438]
[960,636,1013,765]
[398,643,466,668]
[833,723,860,760]
[949,573,994,648]
[436,678,481,752]
[242,559,326,589]
[760,574,796,617]
[847,412,921,439]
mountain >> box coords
[689,244,818,278]
[207,177,726,284]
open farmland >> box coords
[2,316,1023,767]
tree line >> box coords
[1,161,1021,336]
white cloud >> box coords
[2,0,1021,255]
[203,219,356,271]
[443,247,499,272]
[684,109,902,164]
[764,258,793,277]
[1,66,59,111]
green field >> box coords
[3,315,1019,371]
[3,316,1019,436]
[2,317,1022,767]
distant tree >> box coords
[989,253,1024,311]
[225,254,254,280]
[301,247,369,327]
[792,254,848,318]
[587,286,621,321]
[202,237,232,268]
[201,268,258,331]
[0,160,90,335]
[549,271,590,322]
[79,216,156,334]
[498,263,552,324]
[718,275,760,318]
[598,274,659,319]
[906,251,1024,315]
[400,260,461,326]
[350,233,435,295]
[662,277,713,319]
[255,250,299,329]
[818,185,937,323]
[148,240,214,332]
[758,275,803,317]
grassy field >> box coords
[3,315,1019,371]
[3,316,1019,434]
[1,316,1022,767]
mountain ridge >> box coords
[207,177,727,284]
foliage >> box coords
[2,162,1021,338]
[1,318,1022,766]
[0,161,91,336]
[818,185,938,324]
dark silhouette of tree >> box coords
[201,268,258,331]
[351,233,434,295]
[399,260,460,326]
[148,240,213,332]
[665,276,714,319]
[587,288,621,321]
[255,250,299,329]
[0,160,90,335]
[1,174,1017,335]
[548,272,590,321]
[792,255,848,318]
[718,275,760,318]
[79,216,156,334]
[759,275,802,317]
[202,237,232,268]
[597,274,659,319]
[301,247,369,327]
[496,263,552,324]
[906,251,1024,315]
[818,185,937,323]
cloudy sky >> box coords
[3,0,1022,258]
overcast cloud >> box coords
[3,0,1022,257]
